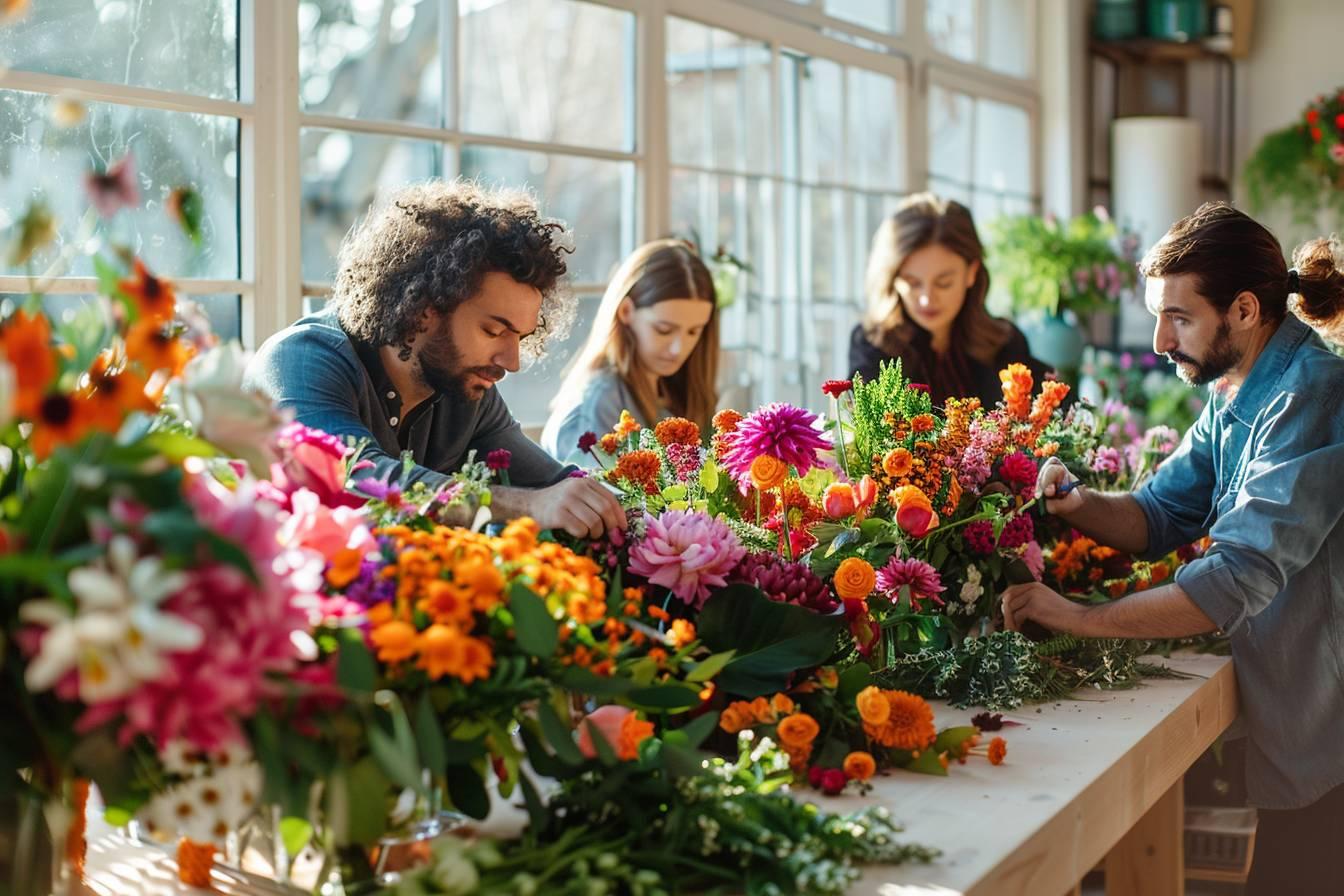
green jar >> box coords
[1094,0,1141,40]
[1145,0,1207,41]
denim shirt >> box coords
[242,307,569,491]
[1133,316,1344,809]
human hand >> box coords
[1000,582,1088,634]
[528,477,628,539]
[1034,456,1084,515]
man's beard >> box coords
[1167,320,1242,386]
[415,324,507,402]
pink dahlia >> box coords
[998,451,1038,488]
[877,556,946,609]
[718,403,831,491]
[627,510,746,609]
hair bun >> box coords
[1289,236,1344,332]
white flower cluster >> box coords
[134,744,261,848]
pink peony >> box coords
[877,557,946,609]
[270,423,364,509]
[718,403,831,491]
[576,705,631,759]
[627,510,746,609]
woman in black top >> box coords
[848,193,1051,407]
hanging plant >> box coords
[1243,87,1344,225]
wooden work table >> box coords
[843,653,1238,896]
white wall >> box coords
[1233,0,1344,249]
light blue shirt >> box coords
[1134,315,1344,809]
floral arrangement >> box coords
[985,207,1140,318]
[1080,346,1205,438]
[1244,85,1344,225]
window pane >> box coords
[299,0,442,125]
[0,91,238,280]
[299,129,442,282]
[19,292,241,346]
[927,84,973,186]
[825,0,904,34]
[800,57,843,184]
[667,20,771,174]
[667,18,711,168]
[846,68,904,191]
[984,0,1032,77]
[460,0,634,152]
[0,0,237,99]
[460,146,632,284]
[973,98,1031,202]
[495,293,600,430]
[926,0,975,63]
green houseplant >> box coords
[1243,86,1344,226]
[985,208,1139,372]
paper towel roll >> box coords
[1112,116,1203,344]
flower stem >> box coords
[778,489,794,562]
[831,396,850,480]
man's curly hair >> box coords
[331,179,575,362]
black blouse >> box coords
[847,322,1054,409]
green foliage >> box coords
[986,210,1136,317]
[850,359,929,467]
[1243,87,1344,225]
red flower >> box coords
[907,382,931,394]
[486,449,512,471]
[820,768,848,795]
[1336,113,1344,130]
[821,379,852,398]
[1307,108,1320,125]
[1312,126,1324,143]
[577,431,598,453]
[807,766,825,788]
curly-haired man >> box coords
[245,179,625,538]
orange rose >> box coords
[889,485,935,537]
[822,482,857,519]
[833,557,876,601]
[775,712,820,749]
[881,447,913,478]
[719,704,752,735]
[855,685,890,725]
[843,751,877,782]
[770,693,796,716]
[750,454,788,491]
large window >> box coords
[1,0,1041,426]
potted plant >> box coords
[986,208,1139,373]
[1243,86,1344,227]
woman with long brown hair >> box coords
[849,193,1049,406]
[542,239,719,463]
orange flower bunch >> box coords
[718,692,796,734]
[775,712,821,771]
[363,518,609,685]
[1027,380,1072,440]
[856,686,937,752]
[938,397,981,456]
[710,408,743,459]
[999,363,1034,420]
[608,449,662,495]
[654,416,700,448]
[615,409,641,438]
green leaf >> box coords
[336,628,377,693]
[445,764,490,820]
[933,726,980,755]
[334,758,390,846]
[517,724,568,779]
[518,772,549,836]
[837,662,873,702]
[825,527,862,558]
[674,711,721,750]
[905,747,949,777]
[414,693,447,779]
[279,817,313,859]
[685,650,735,683]
[368,695,425,797]
[697,584,847,697]
[627,684,701,711]
[441,737,488,766]
[537,702,584,766]
[509,581,558,657]
[559,666,636,698]
[699,459,720,493]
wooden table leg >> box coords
[1104,778,1184,896]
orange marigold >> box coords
[844,751,877,781]
[833,557,877,601]
[775,712,820,749]
[610,449,661,495]
[749,454,788,491]
[910,414,935,433]
[325,548,364,589]
[654,417,701,447]
[882,447,914,478]
[988,736,1007,766]
[712,408,743,433]
[668,618,696,648]
[599,433,620,454]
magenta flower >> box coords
[997,513,1035,551]
[963,520,996,555]
[270,423,363,509]
[998,451,1037,488]
[85,153,140,218]
[731,552,838,613]
[627,510,746,609]
[577,431,598,453]
[1091,446,1123,474]
[718,403,831,491]
[487,449,512,471]
[877,556,946,608]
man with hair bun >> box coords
[245,179,625,539]
[999,202,1344,892]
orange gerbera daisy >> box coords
[125,318,193,377]
[1,309,57,418]
[370,619,418,665]
[118,259,177,322]
[81,352,155,433]
[28,392,92,459]
[864,689,936,751]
